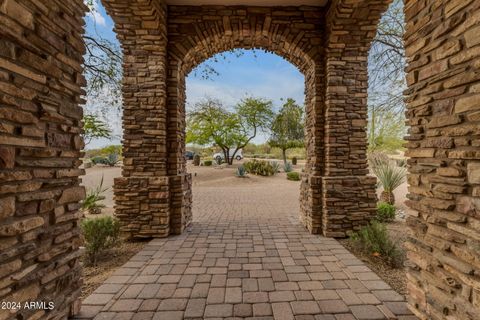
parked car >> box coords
[185,151,195,160]
[213,149,243,163]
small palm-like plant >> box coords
[82,175,108,214]
[373,162,406,205]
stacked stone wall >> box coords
[0,0,87,318]
[321,0,392,236]
[102,0,180,238]
[404,0,480,318]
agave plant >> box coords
[236,165,247,178]
[373,162,406,205]
[284,162,293,173]
[270,161,280,174]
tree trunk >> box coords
[221,148,229,165]
[282,148,287,165]
[380,191,395,205]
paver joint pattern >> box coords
[79,182,415,319]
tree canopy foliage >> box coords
[368,0,406,152]
[268,99,304,164]
[83,114,113,147]
[187,98,274,164]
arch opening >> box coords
[183,49,308,228]
[166,7,327,233]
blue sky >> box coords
[84,1,305,148]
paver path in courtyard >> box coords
[78,173,415,320]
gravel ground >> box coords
[81,241,147,299]
[338,219,409,296]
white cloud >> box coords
[86,0,106,26]
[186,70,305,111]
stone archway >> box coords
[105,1,390,240]
[165,5,325,236]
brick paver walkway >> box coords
[78,176,415,319]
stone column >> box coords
[404,0,480,318]
[103,0,176,238]
[300,63,326,234]
[165,64,192,235]
[321,0,391,237]
[0,0,87,318]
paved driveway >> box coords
[78,173,414,319]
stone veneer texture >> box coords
[0,0,87,318]
[404,0,480,319]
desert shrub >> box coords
[270,161,280,174]
[373,162,406,205]
[193,154,201,166]
[292,157,298,165]
[81,216,120,265]
[203,160,213,166]
[85,145,122,159]
[243,160,276,176]
[82,176,108,214]
[91,156,105,165]
[350,221,403,268]
[376,202,396,222]
[91,153,119,167]
[287,172,300,181]
[284,162,293,173]
[236,166,247,178]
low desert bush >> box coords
[243,160,276,176]
[287,172,300,181]
[81,216,120,265]
[350,221,403,268]
[376,202,396,222]
[292,157,298,165]
[91,153,119,167]
[203,160,213,166]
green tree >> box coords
[268,99,304,165]
[368,101,406,152]
[83,114,113,147]
[187,97,274,165]
[84,1,123,114]
[368,0,406,152]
